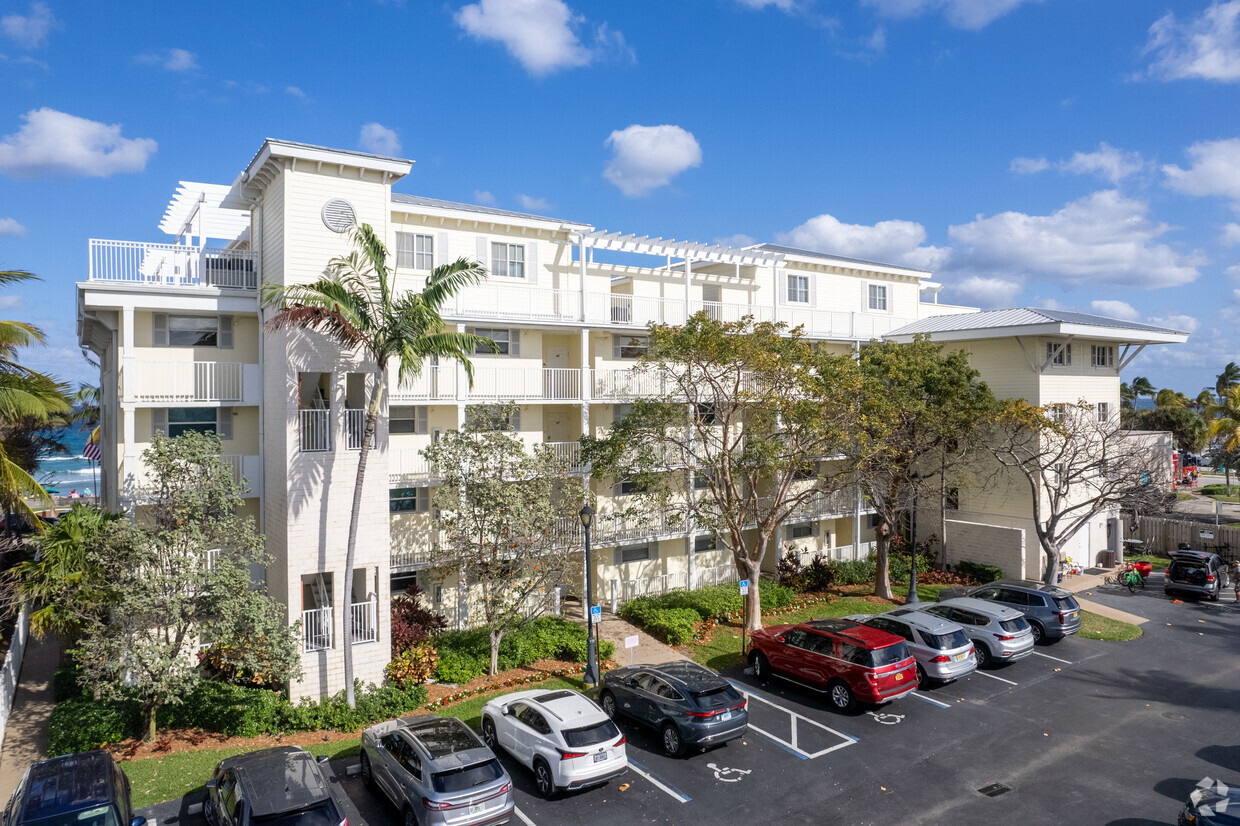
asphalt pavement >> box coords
[139,571,1240,826]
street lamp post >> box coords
[580,504,599,687]
[907,474,920,604]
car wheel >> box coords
[600,690,617,719]
[482,717,499,750]
[360,753,374,788]
[1029,622,1045,645]
[915,664,929,687]
[828,680,855,713]
[662,723,684,758]
[403,806,420,826]
[974,643,991,669]
[534,759,558,800]
[750,651,771,681]
[1211,583,1221,602]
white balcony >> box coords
[350,598,378,644]
[689,300,774,324]
[590,368,669,400]
[89,240,258,290]
[302,606,333,652]
[471,367,580,401]
[131,361,258,404]
[345,409,371,450]
[444,284,582,322]
[587,294,689,327]
[388,449,438,484]
[299,409,331,452]
[544,441,586,472]
[390,367,457,402]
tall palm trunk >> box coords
[342,374,385,707]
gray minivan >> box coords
[937,579,1082,643]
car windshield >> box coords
[999,617,1029,633]
[868,642,910,667]
[1053,595,1079,611]
[26,806,120,826]
[562,720,621,748]
[691,685,742,709]
[254,801,341,826]
[431,759,504,794]
[921,629,969,650]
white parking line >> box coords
[627,758,692,803]
[973,670,1018,686]
[1032,651,1073,665]
[513,807,537,826]
[727,681,858,759]
[910,691,951,708]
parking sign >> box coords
[590,605,602,623]
[739,579,750,596]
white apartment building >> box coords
[77,140,1187,699]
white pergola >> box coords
[158,181,252,247]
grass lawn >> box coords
[1176,492,1195,501]
[123,677,586,809]
[1077,611,1142,641]
[1200,483,1240,503]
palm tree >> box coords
[69,383,101,437]
[1120,382,1136,409]
[1155,388,1190,409]
[1206,387,1240,494]
[1130,376,1156,402]
[1216,362,1240,398]
[1196,389,1215,411]
[262,224,488,706]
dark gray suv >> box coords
[1164,550,1231,601]
[937,579,1081,643]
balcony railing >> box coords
[471,367,580,400]
[133,361,242,403]
[345,409,368,450]
[350,598,378,644]
[591,368,669,400]
[390,367,457,402]
[299,409,330,452]
[588,294,689,327]
[445,284,582,322]
[544,442,586,472]
[88,240,257,290]
[302,606,333,652]
[689,300,774,324]
[388,449,438,484]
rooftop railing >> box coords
[88,240,257,290]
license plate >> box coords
[953,652,967,661]
[895,672,904,681]
[720,711,732,721]
[593,752,607,763]
[1071,612,1078,619]
[469,803,485,815]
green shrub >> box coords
[955,560,1004,583]
[757,582,797,610]
[830,558,876,586]
[431,617,610,684]
[53,666,83,703]
[48,697,140,755]
[638,607,700,645]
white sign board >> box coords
[1201,530,1215,540]
[739,579,750,596]
[590,605,602,623]
[624,634,639,649]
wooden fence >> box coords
[1131,516,1239,560]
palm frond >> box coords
[421,258,488,310]
[0,444,52,528]
[0,271,40,287]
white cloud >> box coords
[736,0,799,10]
[1163,138,1240,202]
[1147,312,1200,333]
[1089,300,1140,320]
[516,194,551,212]
[1221,223,1240,246]
[473,190,496,206]
[1,2,57,49]
[358,123,401,156]
[0,295,20,310]
[603,124,702,197]
[135,48,200,73]
[776,212,951,271]
[455,0,631,77]
[286,86,309,101]
[948,275,1024,308]
[861,0,1040,30]
[1142,1,1240,83]
[0,108,157,179]
[945,190,1205,290]
[1228,264,1240,279]
[715,233,755,248]
[0,217,27,237]
[1011,143,1144,184]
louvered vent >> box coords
[321,199,356,233]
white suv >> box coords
[481,689,628,799]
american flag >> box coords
[83,439,101,463]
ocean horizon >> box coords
[36,427,101,493]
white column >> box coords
[685,402,696,588]
[121,306,135,404]
[854,485,863,558]
[579,236,589,322]
[772,265,781,324]
[456,323,468,429]
[684,257,692,318]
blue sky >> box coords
[1,0,1238,395]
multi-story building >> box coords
[77,140,1187,699]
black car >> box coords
[1165,550,1231,601]
[599,661,747,757]
[3,750,144,826]
[1178,778,1240,825]
[204,747,348,826]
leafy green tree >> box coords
[1120,382,1136,409]
[73,431,300,740]
[1129,376,1156,402]
[1206,387,1240,494]
[1122,406,1208,453]
[262,224,487,706]
[423,403,578,674]
[1196,389,1216,411]
[583,314,863,631]
[854,337,1000,598]
[1155,388,1190,409]
[1217,362,1240,399]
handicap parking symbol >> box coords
[866,711,905,725]
[707,763,752,782]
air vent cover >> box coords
[322,199,356,233]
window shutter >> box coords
[510,408,521,431]
[1065,344,1072,365]
[476,235,489,269]
[416,488,429,513]
[153,313,169,347]
[778,272,788,306]
[416,406,428,434]
[613,546,623,566]
[152,408,167,437]
[218,315,234,349]
[649,542,659,561]
[217,406,233,440]
[809,274,817,308]
[612,334,621,359]
[526,243,538,285]
[509,329,521,357]
[438,232,450,268]
[613,480,625,498]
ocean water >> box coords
[35,427,101,494]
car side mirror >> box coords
[131,817,147,826]
[205,780,218,791]
[316,755,330,765]
[775,635,786,644]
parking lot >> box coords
[139,572,1240,826]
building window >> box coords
[613,334,649,359]
[1096,402,1111,423]
[693,533,717,553]
[1091,345,1115,368]
[153,313,232,348]
[166,408,217,437]
[618,542,651,563]
[695,403,717,426]
[614,478,644,496]
[490,243,525,279]
[471,328,518,356]
[612,403,633,424]
[787,274,809,304]
[788,522,814,539]
[1050,404,1067,422]
[1046,342,1072,366]
[396,233,434,270]
[868,284,888,311]
[693,472,713,490]
[390,406,428,435]
[390,487,428,513]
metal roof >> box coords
[888,307,1189,337]
[391,193,587,227]
[752,243,931,275]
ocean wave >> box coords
[40,456,90,464]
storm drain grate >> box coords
[977,783,1012,798]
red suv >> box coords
[748,618,917,712]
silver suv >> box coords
[1164,550,1231,601]
[845,610,977,686]
[923,597,1034,668]
[937,579,1082,643]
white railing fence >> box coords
[302,607,334,652]
[351,598,379,644]
[471,367,580,400]
[88,240,257,289]
[448,285,581,322]
[544,442,585,472]
[391,366,457,402]
[345,409,367,450]
[0,605,29,752]
[299,409,331,452]
[134,361,242,403]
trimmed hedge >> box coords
[47,679,429,756]
[618,606,700,645]
[954,560,1004,583]
[431,616,616,685]
[820,552,933,587]
[618,582,799,643]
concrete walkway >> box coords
[0,634,60,802]
[594,611,687,667]
[1060,571,1150,625]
